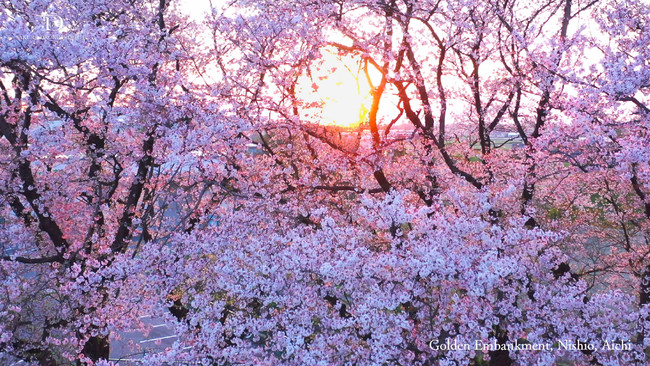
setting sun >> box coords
[296,49,377,128]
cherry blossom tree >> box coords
[1,0,649,365]
[0,0,227,363]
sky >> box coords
[176,0,380,128]
[179,0,212,20]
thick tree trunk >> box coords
[80,336,109,364]
[488,328,513,366]
[640,265,650,347]
[641,266,650,306]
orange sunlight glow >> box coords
[296,49,377,129]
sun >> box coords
[296,49,375,128]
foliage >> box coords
[1,0,649,365]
